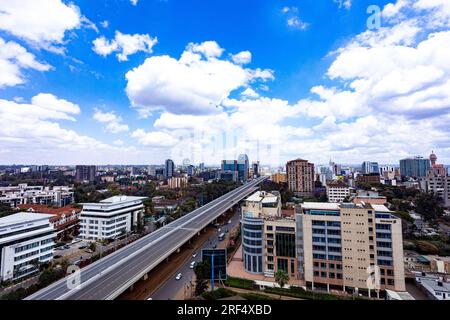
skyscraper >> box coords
[286,159,315,197]
[237,154,249,182]
[75,165,97,183]
[165,159,175,179]
[361,161,380,175]
[399,156,430,178]
[252,161,260,178]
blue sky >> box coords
[0,0,450,166]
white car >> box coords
[192,252,197,258]
[175,273,182,280]
[190,261,196,269]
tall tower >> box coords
[430,151,437,167]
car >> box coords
[228,220,231,224]
[175,273,182,280]
[63,245,70,250]
[190,261,196,269]
[212,244,217,249]
[54,255,62,259]
[79,245,88,250]
[192,252,197,258]
[225,228,228,233]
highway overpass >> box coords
[26,176,268,300]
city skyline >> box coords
[1,0,450,165]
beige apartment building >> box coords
[286,159,315,197]
[296,202,405,296]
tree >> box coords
[275,270,289,299]
[415,192,444,222]
[89,242,97,252]
[194,261,211,296]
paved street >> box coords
[150,208,242,300]
[26,177,266,300]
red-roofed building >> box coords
[17,204,81,240]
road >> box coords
[26,177,267,300]
[150,207,242,300]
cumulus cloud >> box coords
[0,0,88,52]
[231,51,252,65]
[0,37,51,88]
[93,109,129,133]
[127,0,450,165]
[93,31,158,61]
[131,129,178,147]
[125,41,273,116]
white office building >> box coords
[79,196,146,241]
[0,212,56,282]
[0,184,74,208]
[326,185,355,203]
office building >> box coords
[362,162,380,175]
[168,176,188,189]
[75,165,97,183]
[0,212,56,282]
[357,173,381,184]
[271,173,287,184]
[296,202,405,295]
[165,159,175,179]
[79,196,146,241]
[237,154,250,182]
[0,184,74,208]
[241,191,281,274]
[326,182,355,203]
[219,160,239,182]
[425,176,450,207]
[252,161,260,179]
[286,159,315,197]
[400,156,431,178]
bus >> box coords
[218,233,225,241]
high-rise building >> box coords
[425,176,450,208]
[400,156,431,178]
[165,159,175,179]
[241,191,282,275]
[237,154,250,182]
[429,151,447,177]
[75,165,96,183]
[286,159,315,197]
[252,161,260,178]
[296,202,405,295]
[362,161,380,175]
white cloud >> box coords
[125,41,273,116]
[0,0,84,51]
[130,0,138,6]
[282,6,309,30]
[93,109,129,133]
[287,17,309,30]
[231,51,252,65]
[241,88,259,99]
[0,37,51,88]
[100,20,109,29]
[93,31,158,61]
[127,0,450,165]
[131,129,178,147]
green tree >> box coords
[194,261,211,296]
[275,270,289,299]
[415,192,444,222]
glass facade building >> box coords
[242,217,264,274]
[400,157,431,178]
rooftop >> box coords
[0,212,54,227]
[100,196,147,203]
[245,191,279,203]
[17,204,80,218]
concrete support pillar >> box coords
[177,248,181,253]
[129,284,134,292]
[143,274,148,281]
[198,232,201,236]
[327,284,330,293]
